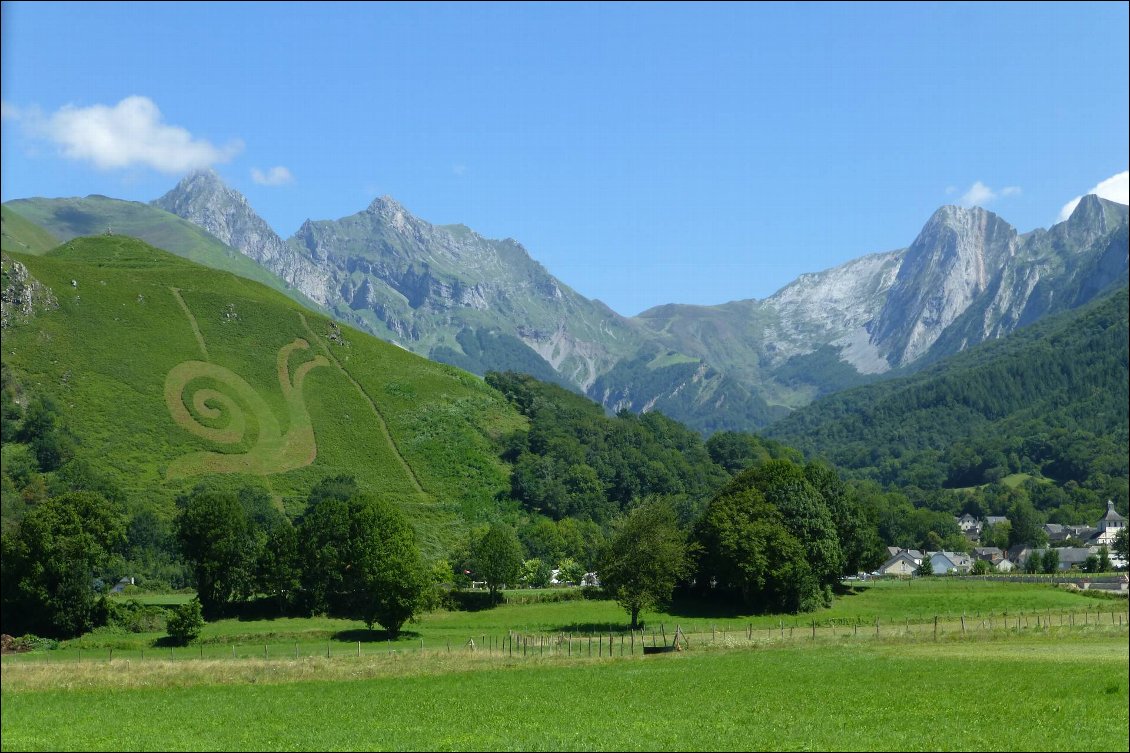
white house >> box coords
[1089,500,1125,547]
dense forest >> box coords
[768,284,1130,526]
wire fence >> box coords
[4,603,1127,667]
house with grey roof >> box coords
[1023,547,1095,571]
[879,550,923,577]
[929,551,973,575]
[973,547,1004,564]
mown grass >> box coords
[3,631,1126,751]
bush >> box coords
[166,599,205,645]
[2,634,60,652]
[106,599,168,633]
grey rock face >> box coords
[153,171,334,305]
[872,205,1019,367]
[1,255,58,328]
[155,173,641,388]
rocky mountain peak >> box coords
[153,172,334,305]
[153,169,249,222]
[1061,194,1126,247]
[870,202,1018,367]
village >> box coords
[876,500,1128,583]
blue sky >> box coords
[2,2,1127,316]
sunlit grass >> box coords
[3,631,1126,751]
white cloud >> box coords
[251,166,295,186]
[958,181,1021,208]
[1056,170,1130,223]
[8,96,241,172]
[1,100,26,121]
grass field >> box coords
[6,580,1125,660]
[2,631,1126,751]
[3,581,1127,751]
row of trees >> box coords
[455,457,883,630]
[175,477,429,636]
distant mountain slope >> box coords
[154,172,645,392]
[0,238,525,555]
[766,284,1130,490]
[627,197,1128,421]
[3,195,320,311]
[12,175,1126,436]
[1,206,59,254]
[151,170,335,307]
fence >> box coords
[3,603,1127,667]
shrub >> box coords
[3,634,60,652]
[107,599,168,633]
[166,598,205,645]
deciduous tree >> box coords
[472,523,524,602]
[599,499,689,629]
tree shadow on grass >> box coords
[446,591,500,612]
[834,583,870,597]
[153,635,188,648]
[549,621,634,634]
[332,628,421,643]
[663,592,762,619]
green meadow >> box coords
[3,581,1128,751]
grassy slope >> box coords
[0,206,59,255]
[2,196,319,310]
[1,237,524,555]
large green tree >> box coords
[695,483,817,613]
[1113,528,1128,562]
[472,523,524,603]
[745,460,843,590]
[175,490,255,618]
[804,462,884,576]
[298,493,428,635]
[598,499,689,629]
[1,491,125,638]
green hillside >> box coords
[2,196,319,311]
[0,237,525,555]
[1,206,59,255]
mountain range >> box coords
[6,173,1127,433]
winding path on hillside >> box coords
[170,287,209,359]
[299,312,429,502]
